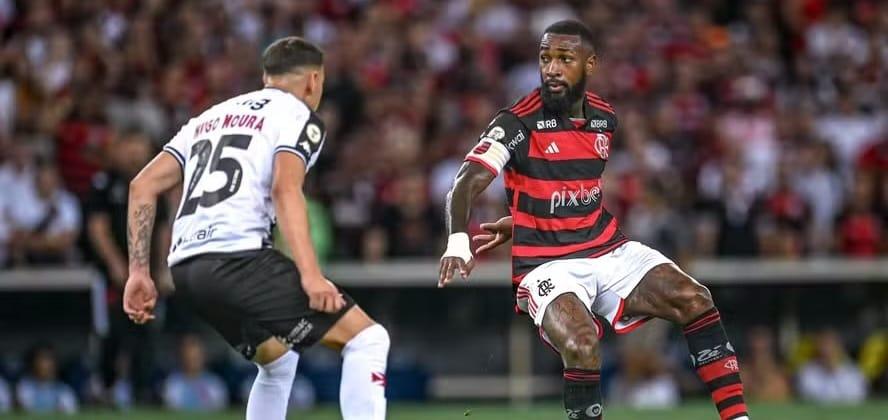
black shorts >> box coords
[170,248,355,359]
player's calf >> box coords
[543,294,603,420]
[624,265,749,420]
[247,338,299,420]
[323,307,389,420]
[339,323,389,420]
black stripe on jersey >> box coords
[516,192,602,219]
[163,146,186,168]
[512,235,628,276]
[505,187,515,208]
[512,212,614,246]
[274,145,310,164]
[522,158,606,181]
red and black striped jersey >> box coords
[465,89,628,285]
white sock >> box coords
[340,324,390,420]
[246,350,299,420]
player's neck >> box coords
[569,99,585,119]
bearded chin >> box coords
[541,75,586,115]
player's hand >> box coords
[123,273,157,324]
[438,256,475,288]
[473,216,513,254]
[303,276,346,313]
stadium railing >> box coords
[2,258,886,402]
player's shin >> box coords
[560,332,603,420]
[564,368,603,419]
[683,308,749,420]
[246,350,299,420]
[340,324,389,420]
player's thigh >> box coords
[540,292,600,353]
[241,249,358,352]
[318,305,376,351]
[170,255,270,359]
[516,260,601,346]
[621,260,712,323]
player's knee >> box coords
[560,330,600,368]
[670,281,713,324]
[253,337,291,366]
[343,324,390,358]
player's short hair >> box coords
[262,36,324,75]
[543,20,596,53]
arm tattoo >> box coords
[128,203,156,271]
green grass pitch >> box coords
[16,401,888,419]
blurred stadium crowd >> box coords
[0,0,886,413]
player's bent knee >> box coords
[670,281,714,324]
[343,324,390,358]
[560,330,601,369]
[253,337,291,366]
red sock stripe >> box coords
[696,356,740,382]
[712,383,744,405]
[563,369,601,382]
[718,400,748,420]
[683,310,721,335]
[725,409,750,420]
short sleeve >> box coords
[465,112,526,176]
[162,119,192,168]
[273,107,326,173]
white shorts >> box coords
[515,241,673,335]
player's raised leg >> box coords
[321,306,389,420]
[541,294,604,420]
[247,338,299,420]
[622,264,749,420]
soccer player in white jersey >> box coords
[121,37,388,420]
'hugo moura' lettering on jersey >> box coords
[465,89,628,285]
[163,88,325,266]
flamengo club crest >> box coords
[594,133,609,159]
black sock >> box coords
[563,368,602,419]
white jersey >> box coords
[164,88,325,266]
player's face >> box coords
[539,33,589,113]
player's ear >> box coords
[585,54,597,76]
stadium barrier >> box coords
[2,258,886,402]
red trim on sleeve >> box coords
[465,156,499,176]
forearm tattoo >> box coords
[128,203,156,270]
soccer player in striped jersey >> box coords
[439,20,749,420]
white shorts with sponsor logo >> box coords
[515,241,673,335]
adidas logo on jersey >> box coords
[544,142,561,154]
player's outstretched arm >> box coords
[439,162,496,287]
[272,152,345,313]
[124,152,182,324]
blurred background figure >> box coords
[740,327,792,402]
[797,329,868,404]
[86,131,168,404]
[161,335,228,412]
[609,321,680,409]
[7,161,80,265]
[15,343,78,414]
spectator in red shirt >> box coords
[836,172,883,257]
